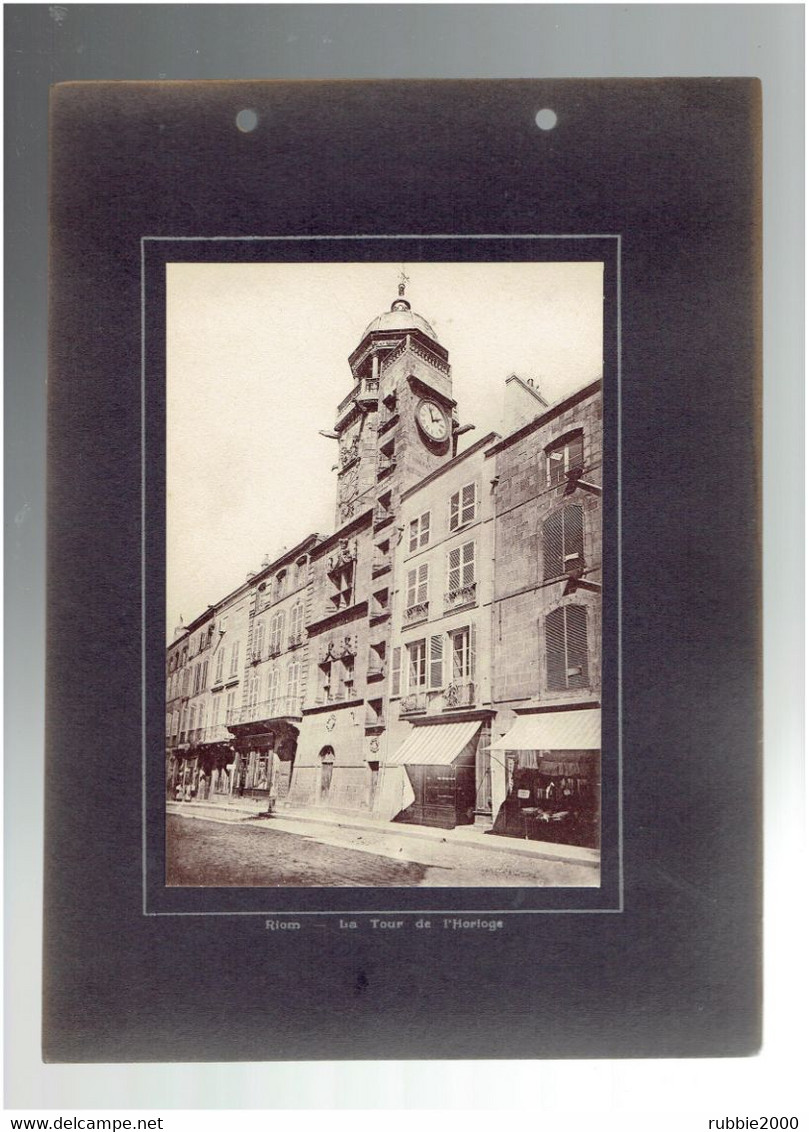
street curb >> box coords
[167,801,600,870]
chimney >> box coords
[503,373,549,434]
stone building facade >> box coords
[167,283,603,847]
[487,380,602,846]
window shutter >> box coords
[543,510,565,579]
[418,562,429,603]
[565,605,589,686]
[448,546,461,591]
[462,541,476,585]
[421,512,431,546]
[277,610,286,647]
[469,622,477,681]
[391,647,402,697]
[449,491,460,531]
[564,505,584,569]
[254,621,265,658]
[429,634,444,689]
[461,482,477,523]
[409,520,418,553]
[545,608,567,691]
[406,568,417,607]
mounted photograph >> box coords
[164,259,605,888]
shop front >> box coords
[490,708,601,848]
[386,720,482,829]
[226,718,300,804]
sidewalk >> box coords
[167,796,600,870]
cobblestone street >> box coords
[166,811,599,887]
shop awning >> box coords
[387,721,481,767]
[490,709,601,751]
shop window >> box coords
[543,505,585,580]
[545,604,589,691]
[409,510,431,552]
[449,482,477,531]
[546,430,585,486]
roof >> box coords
[361,298,438,343]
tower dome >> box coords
[360,279,438,342]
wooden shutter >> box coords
[469,622,477,681]
[448,545,461,591]
[565,605,589,686]
[449,491,460,531]
[461,482,477,523]
[391,646,402,697]
[462,541,476,585]
[421,512,431,546]
[409,519,418,553]
[406,568,417,607]
[564,505,584,569]
[429,634,444,689]
[417,562,429,603]
[545,607,566,691]
[543,510,564,579]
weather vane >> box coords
[398,266,410,296]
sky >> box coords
[166,260,604,638]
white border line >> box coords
[142,233,622,917]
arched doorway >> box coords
[319,746,335,803]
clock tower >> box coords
[333,276,456,530]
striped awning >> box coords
[490,709,601,751]
[387,721,481,767]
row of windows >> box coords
[391,624,477,696]
[406,482,479,556]
[405,541,477,610]
[252,604,305,661]
[246,660,303,715]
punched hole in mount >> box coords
[236,108,259,133]
[535,108,558,131]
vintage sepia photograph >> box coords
[165,259,605,888]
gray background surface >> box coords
[5,2,803,1111]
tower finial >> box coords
[398,266,409,297]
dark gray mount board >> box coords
[45,79,761,1061]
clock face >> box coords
[416,399,449,442]
[339,467,359,503]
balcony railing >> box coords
[444,582,477,613]
[400,691,427,715]
[442,681,476,710]
[404,601,429,626]
[287,632,304,650]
